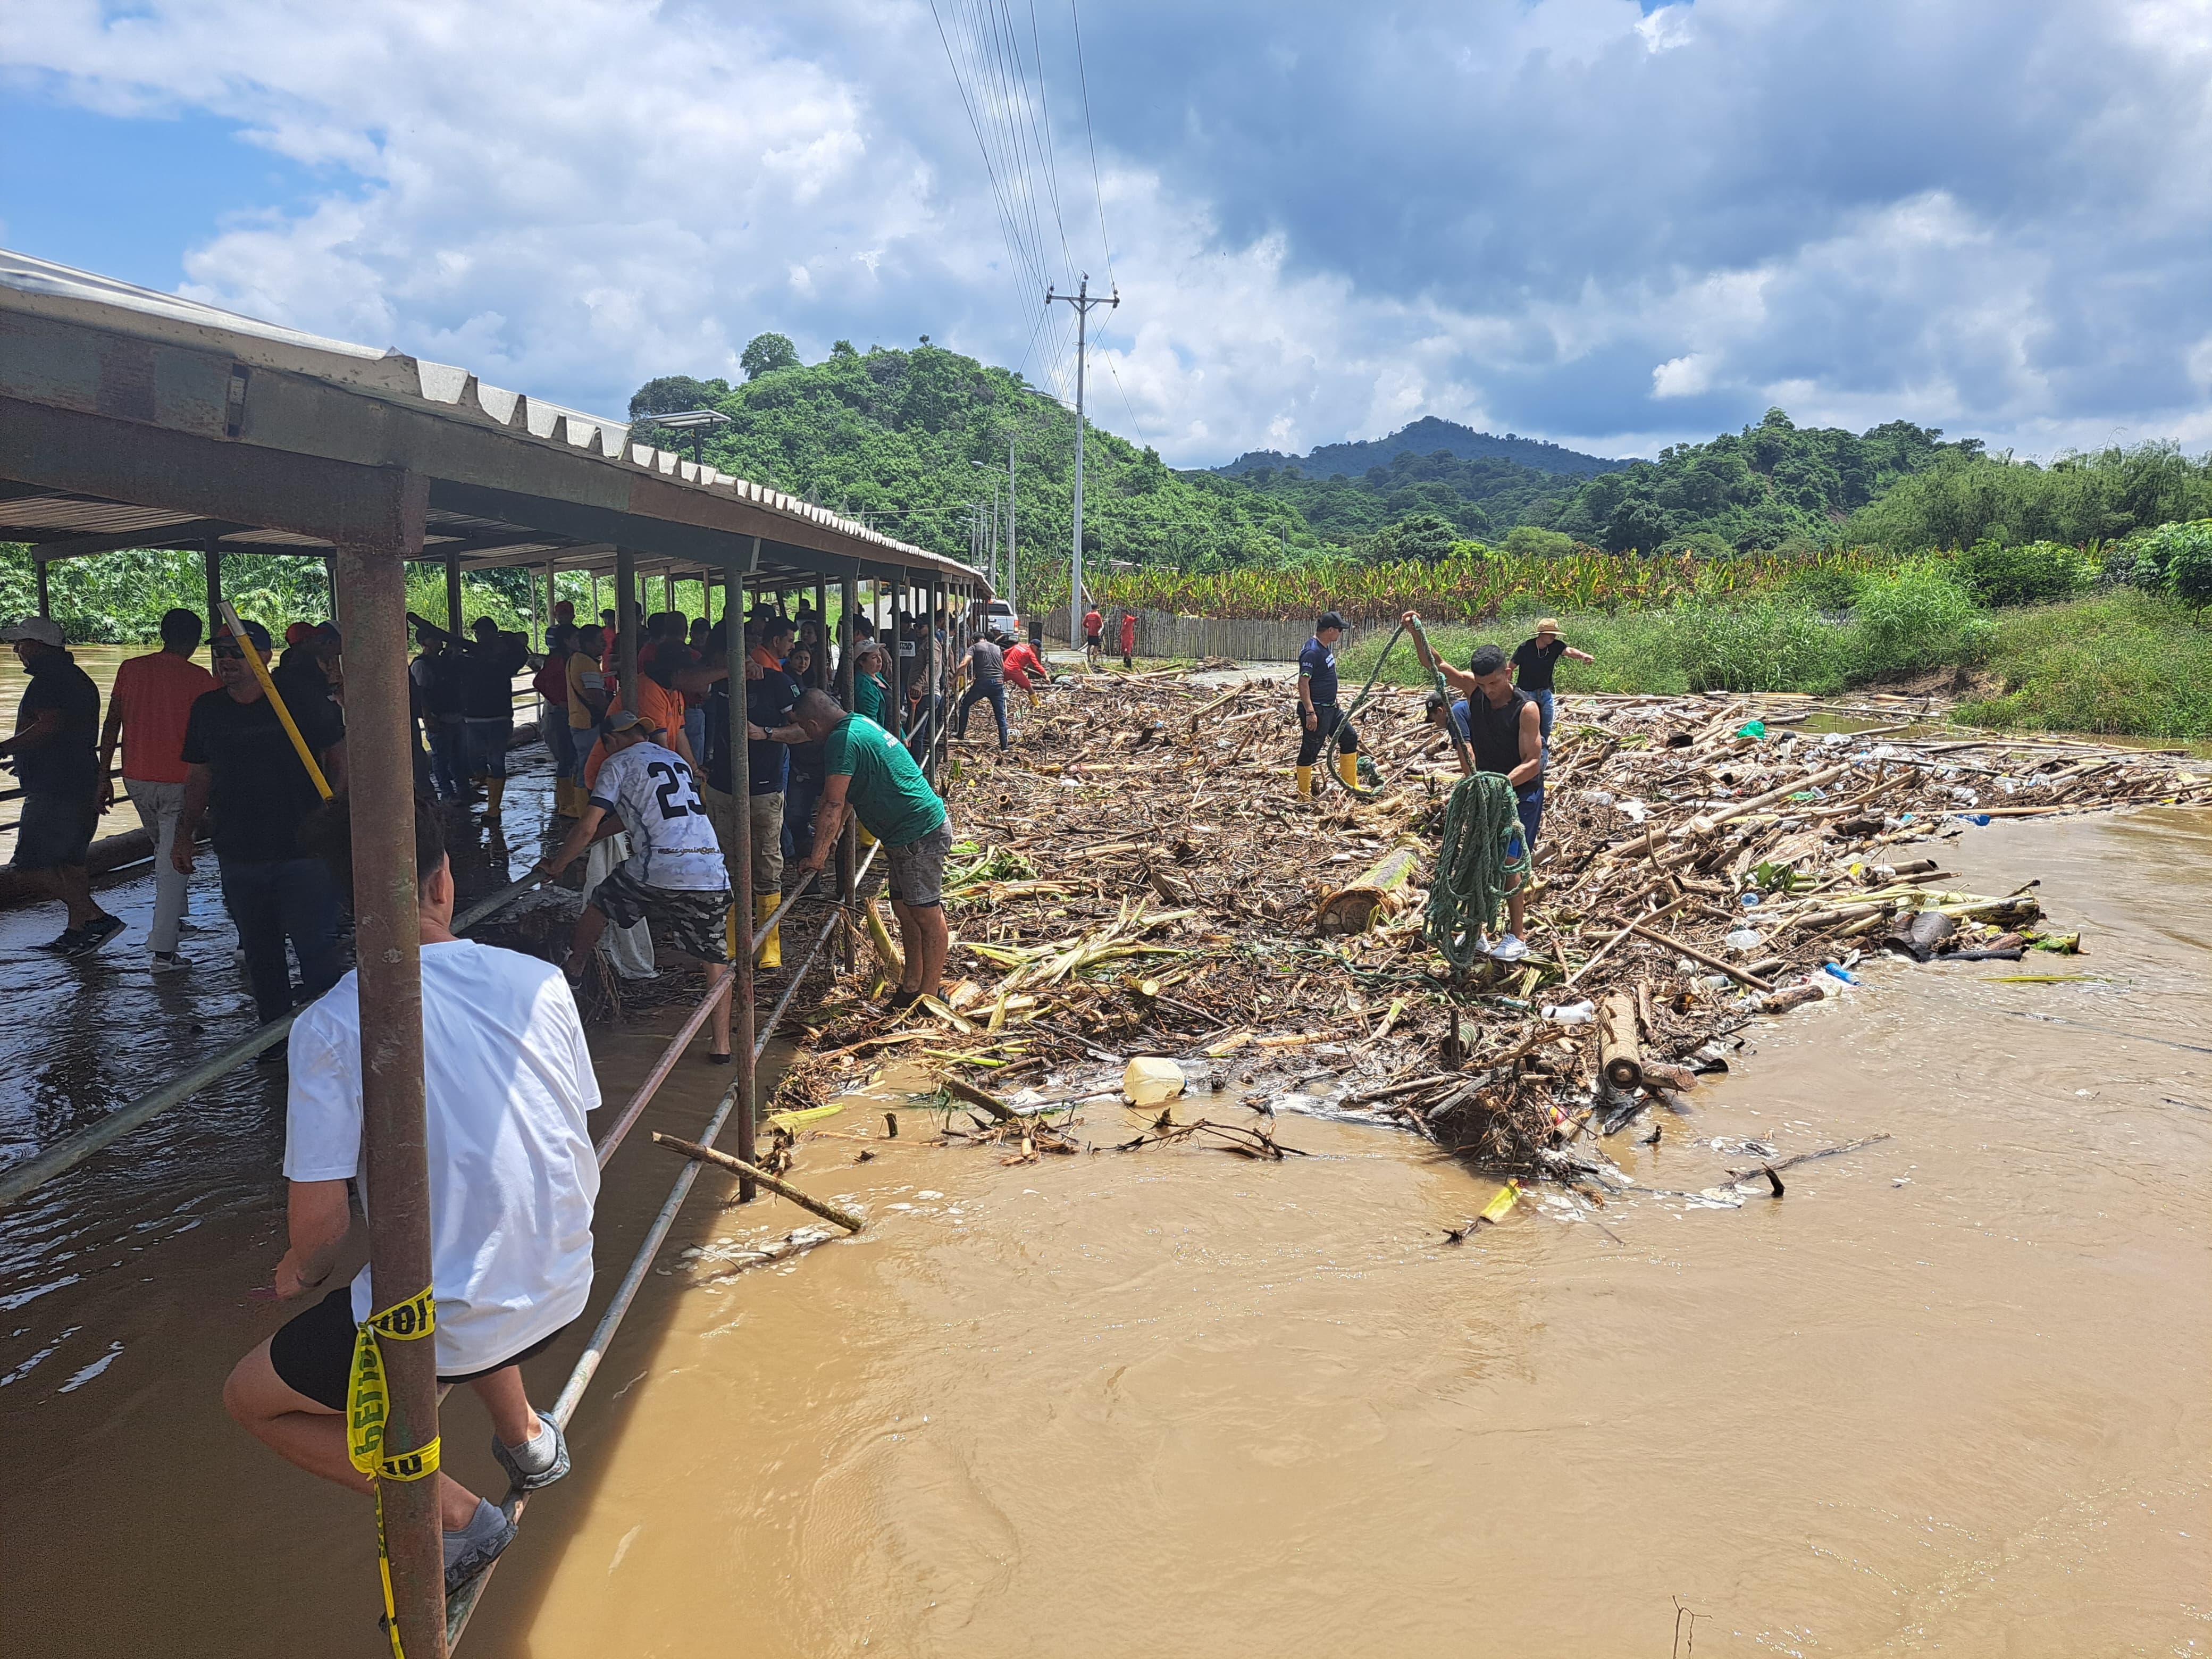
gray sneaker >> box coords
[443,1504,518,1596]
[491,1412,569,1493]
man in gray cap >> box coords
[2,616,121,954]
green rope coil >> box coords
[1423,772,1533,972]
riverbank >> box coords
[1336,588,2212,744]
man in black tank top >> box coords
[1420,631,1545,958]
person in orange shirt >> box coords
[580,653,693,788]
[98,608,217,965]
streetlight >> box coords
[641,408,732,464]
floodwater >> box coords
[2,797,2207,1655]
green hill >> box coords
[630,341,1321,600]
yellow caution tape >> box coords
[347,1286,440,1659]
[1478,1179,1520,1224]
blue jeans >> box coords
[465,716,513,780]
[1529,688,1555,742]
[783,768,824,865]
[955,678,1009,746]
[427,717,467,800]
[543,706,575,781]
[219,855,344,1024]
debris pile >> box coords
[765,673,2208,1199]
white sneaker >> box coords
[1489,933,1530,962]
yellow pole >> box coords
[215,601,335,801]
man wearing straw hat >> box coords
[1510,618,1594,752]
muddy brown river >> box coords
[3,805,2207,1655]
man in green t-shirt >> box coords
[780,689,953,1010]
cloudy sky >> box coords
[5,1,2210,466]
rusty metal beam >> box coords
[331,475,447,1657]
[0,396,429,548]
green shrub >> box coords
[1846,563,1995,679]
[1502,524,1580,559]
[1674,599,1844,693]
[2137,517,2212,607]
[1959,590,2212,740]
[1953,537,2086,605]
[1783,563,1865,613]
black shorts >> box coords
[11,790,97,872]
[589,865,731,963]
[269,1286,571,1411]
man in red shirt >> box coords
[1118,609,1137,669]
[98,608,217,965]
[1081,604,1103,671]
[1001,636,1050,707]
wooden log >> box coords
[1598,993,1642,1092]
[1313,843,1421,934]
[1758,982,1824,1012]
[650,1134,867,1231]
[1685,761,1855,836]
[941,1074,1018,1121]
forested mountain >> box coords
[1540,409,1979,554]
[629,340,1317,594]
[1217,417,1625,479]
[626,339,2208,583]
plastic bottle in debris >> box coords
[1822,963,1859,985]
[1543,1000,1597,1025]
[1725,927,1764,953]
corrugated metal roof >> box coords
[0,249,983,587]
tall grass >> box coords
[1957,591,2212,742]
[1093,544,1929,624]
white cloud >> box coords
[4,0,2209,466]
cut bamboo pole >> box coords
[1621,920,1777,992]
[650,1134,866,1231]
[1598,994,1643,1092]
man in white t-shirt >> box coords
[537,708,735,1063]
[222,797,601,1596]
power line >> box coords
[1068,0,1116,290]
[929,0,1046,301]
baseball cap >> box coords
[2,616,66,647]
[604,708,661,736]
[284,622,314,646]
[215,618,273,653]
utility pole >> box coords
[1046,274,1118,644]
[1006,432,1018,615]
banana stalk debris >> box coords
[758,674,2193,1202]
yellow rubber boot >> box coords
[1294,764,1313,798]
[755,892,782,969]
[485,776,506,818]
[726,903,740,961]
[559,778,584,818]
[1337,751,1359,789]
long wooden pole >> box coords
[614,544,639,712]
[837,569,859,974]
[334,482,447,1656]
[730,541,758,1200]
[651,1134,866,1231]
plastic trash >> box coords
[1581,789,1614,807]
[1740,892,1761,908]
[1735,720,1767,739]
[1956,812,1992,826]
[1822,963,1859,985]
[1543,1000,1597,1025]
[1821,731,1848,747]
[1725,927,1764,953]
[1122,1057,1186,1106]
[1617,799,1649,824]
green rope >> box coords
[1423,772,1533,972]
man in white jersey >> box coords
[537,708,735,1062]
[222,795,599,1596]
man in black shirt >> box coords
[1295,611,1360,797]
[409,629,467,802]
[2,616,121,954]
[176,618,349,1027]
[1510,618,1594,751]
